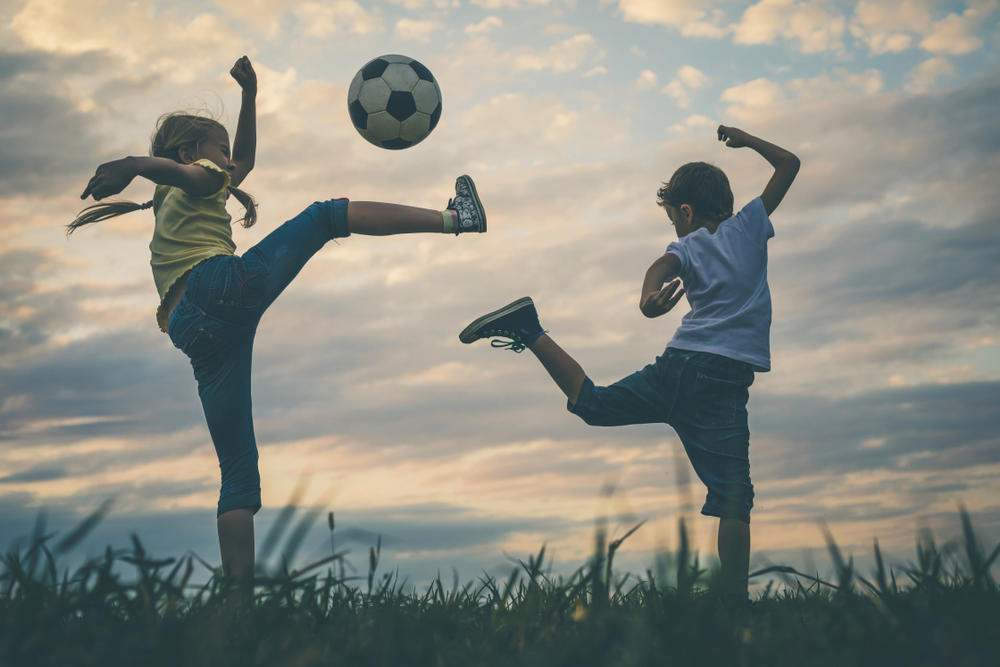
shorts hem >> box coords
[700,505,751,524]
[217,494,262,517]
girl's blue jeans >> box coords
[167,198,350,517]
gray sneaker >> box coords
[448,175,486,234]
[459,297,544,352]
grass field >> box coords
[2,503,997,667]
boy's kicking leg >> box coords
[461,298,754,602]
[459,298,587,405]
[527,334,587,405]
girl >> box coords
[69,56,487,583]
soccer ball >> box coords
[347,54,442,150]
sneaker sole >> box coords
[457,174,486,233]
[459,296,534,343]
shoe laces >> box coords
[484,328,526,353]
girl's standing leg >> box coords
[218,508,255,580]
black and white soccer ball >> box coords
[347,54,442,150]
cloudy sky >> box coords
[1,0,998,589]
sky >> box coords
[1,0,999,591]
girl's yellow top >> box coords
[149,159,235,332]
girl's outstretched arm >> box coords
[229,56,257,188]
[81,156,225,201]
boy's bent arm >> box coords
[718,126,800,216]
[639,253,684,318]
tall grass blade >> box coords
[258,478,308,567]
[54,499,114,555]
[820,522,853,594]
[281,506,324,572]
[958,503,994,590]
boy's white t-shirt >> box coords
[665,197,774,372]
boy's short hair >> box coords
[657,162,734,223]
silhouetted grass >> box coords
[1,502,997,667]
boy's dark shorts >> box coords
[569,347,755,523]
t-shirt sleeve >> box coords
[735,197,774,246]
[191,158,231,198]
[665,241,688,280]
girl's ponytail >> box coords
[66,200,153,236]
[228,186,257,228]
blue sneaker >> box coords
[459,297,544,352]
[447,175,486,234]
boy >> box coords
[459,125,800,599]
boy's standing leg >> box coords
[719,518,750,598]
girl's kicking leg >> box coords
[348,175,486,236]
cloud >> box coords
[849,0,997,55]
[394,18,443,43]
[662,65,708,108]
[753,381,1000,479]
[0,49,107,197]
[849,0,933,54]
[732,0,847,54]
[634,69,657,91]
[905,57,955,93]
[294,1,384,37]
[465,16,503,35]
[470,0,552,8]
[512,34,604,73]
[919,7,987,55]
[668,114,715,134]
[611,0,729,38]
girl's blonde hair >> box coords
[66,113,257,234]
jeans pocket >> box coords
[193,254,271,325]
[169,303,222,363]
[688,368,750,429]
[228,250,270,311]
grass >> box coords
[2,502,998,667]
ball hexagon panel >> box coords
[399,113,431,143]
[411,80,440,114]
[382,54,413,65]
[365,111,401,142]
[358,78,391,113]
[348,74,363,104]
[382,62,419,92]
